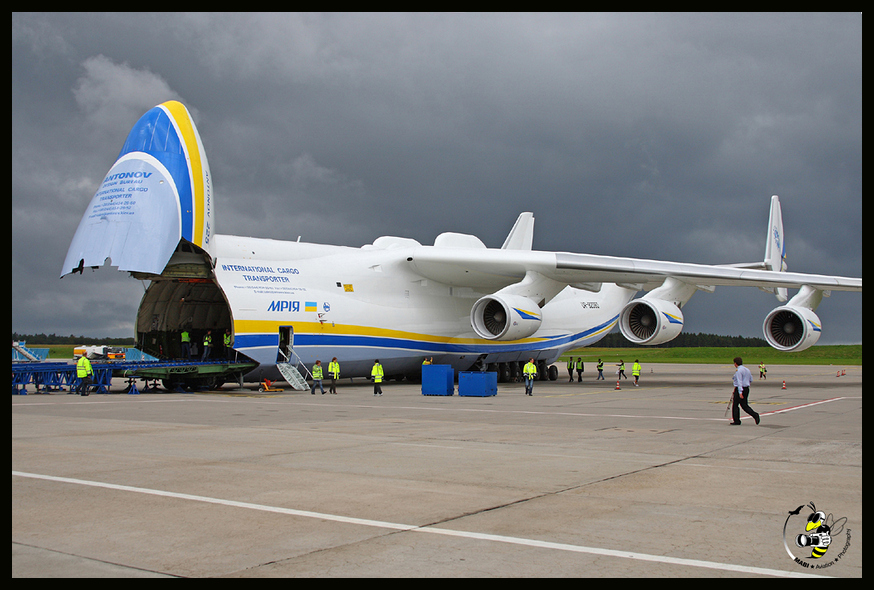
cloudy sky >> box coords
[12,13,862,343]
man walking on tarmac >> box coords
[328,357,340,394]
[310,360,325,395]
[76,354,93,396]
[372,360,384,396]
[523,358,538,396]
[730,357,760,425]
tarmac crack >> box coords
[411,434,781,532]
[12,541,182,578]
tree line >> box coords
[12,333,136,346]
[595,332,768,348]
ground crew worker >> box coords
[567,357,575,382]
[597,358,605,380]
[632,359,641,386]
[617,360,627,379]
[180,330,191,359]
[759,362,767,380]
[372,360,384,396]
[201,330,212,361]
[328,357,340,394]
[523,358,537,396]
[224,329,232,359]
[310,360,325,394]
[575,357,584,382]
[76,354,93,396]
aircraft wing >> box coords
[407,247,863,293]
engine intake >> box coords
[619,298,684,345]
[763,305,822,352]
[471,294,542,341]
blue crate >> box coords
[421,364,454,396]
[458,371,497,397]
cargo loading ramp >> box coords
[12,357,258,395]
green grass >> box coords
[559,345,861,366]
[25,345,88,360]
[32,344,861,366]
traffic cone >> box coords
[842,369,846,376]
[615,380,621,390]
[836,370,841,377]
[782,380,786,390]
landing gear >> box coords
[494,360,558,383]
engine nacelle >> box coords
[619,298,685,346]
[471,294,542,341]
[763,305,822,352]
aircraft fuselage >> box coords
[200,234,634,381]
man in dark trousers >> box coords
[730,357,760,425]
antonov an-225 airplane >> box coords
[62,101,862,387]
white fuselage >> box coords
[211,234,636,380]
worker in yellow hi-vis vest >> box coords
[310,360,325,395]
[371,360,384,396]
[76,354,93,396]
[180,330,191,359]
[328,357,340,394]
[201,330,212,361]
[523,358,537,396]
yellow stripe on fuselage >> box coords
[233,319,551,345]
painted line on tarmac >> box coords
[759,396,846,416]
[13,470,823,578]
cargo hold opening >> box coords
[131,240,234,360]
[135,278,234,360]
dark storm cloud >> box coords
[11,13,861,342]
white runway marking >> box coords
[13,470,823,577]
[760,396,845,415]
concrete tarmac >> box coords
[12,363,862,577]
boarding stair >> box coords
[12,342,41,362]
[276,350,310,391]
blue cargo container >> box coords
[458,371,497,397]
[421,364,454,396]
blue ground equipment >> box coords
[421,364,454,396]
[458,371,498,397]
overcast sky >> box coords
[12,13,862,343]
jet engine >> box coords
[763,305,822,352]
[619,298,684,345]
[471,294,542,341]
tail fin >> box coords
[61,101,214,277]
[501,212,535,250]
[764,195,789,302]
[764,195,787,272]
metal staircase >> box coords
[277,362,308,390]
[276,349,310,391]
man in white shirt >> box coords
[730,357,760,425]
